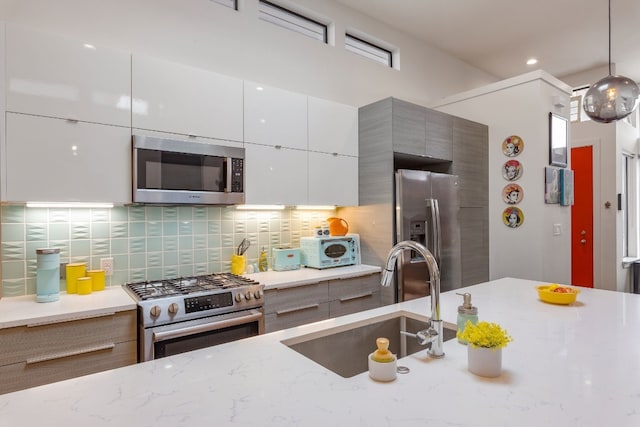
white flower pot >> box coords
[467,346,502,377]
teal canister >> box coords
[456,292,478,344]
[36,248,61,303]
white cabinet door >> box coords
[244,143,307,205]
[243,81,307,150]
[4,113,131,204]
[308,152,358,206]
[5,25,131,126]
[132,54,243,142]
[308,97,358,156]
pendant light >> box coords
[582,0,639,123]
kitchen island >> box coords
[1,278,639,426]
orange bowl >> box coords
[536,284,580,305]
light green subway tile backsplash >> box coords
[2,206,24,223]
[1,206,333,297]
[92,222,110,239]
[147,221,162,237]
[164,236,178,251]
[111,238,129,254]
[129,221,146,237]
[2,260,25,280]
[26,223,47,241]
[111,207,129,222]
[2,278,26,296]
[2,242,25,260]
[25,208,47,223]
[2,223,25,242]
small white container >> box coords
[368,353,397,382]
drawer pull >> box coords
[339,292,373,303]
[276,304,319,316]
[27,311,116,327]
[26,343,115,364]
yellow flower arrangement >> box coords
[457,320,513,350]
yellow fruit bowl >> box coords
[536,284,580,305]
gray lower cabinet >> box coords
[264,282,330,333]
[264,273,381,333]
[0,310,137,395]
[328,274,381,318]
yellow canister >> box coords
[76,276,92,295]
[65,263,86,294]
[231,255,246,275]
[87,269,105,291]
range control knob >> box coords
[235,293,243,303]
[253,290,263,300]
[168,303,179,314]
[244,291,252,301]
[150,305,161,318]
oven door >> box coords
[321,238,356,267]
[141,308,264,362]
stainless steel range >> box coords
[124,273,264,362]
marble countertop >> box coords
[0,286,136,329]
[246,264,381,289]
[0,265,380,329]
[1,278,639,426]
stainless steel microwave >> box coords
[132,135,245,205]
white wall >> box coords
[0,0,496,108]
[431,71,573,283]
[571,116,639,292]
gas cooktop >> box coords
[125,273,261,301]
[125,273,264,327]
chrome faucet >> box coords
[381,240,444,358]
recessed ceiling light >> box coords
[526,58,538,65]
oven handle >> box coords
[152,311,263,343]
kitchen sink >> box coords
[281,311,457,378]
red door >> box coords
[571,146,594,287]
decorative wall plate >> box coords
[502,184,523,204]
[502,207,524,228]
[502,159,523,181]
[502,135,524,157]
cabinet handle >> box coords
[66,118,79,123]
[276,304,319,316]
[27,311,116,328]
[188,134,198,138]
[275,145,282,149]
[332,152,338,156]
[339,292,373,303]
[26,343,115,364]
[272,282,325,291]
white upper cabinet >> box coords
[308,152,358,206]
[244,143,308,205]
[4,113,132,204]
[5,24,131,126]
[308,97,358,156]
[243,81,307,150]
[132,54,243,141]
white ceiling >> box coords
[334,0,640,86]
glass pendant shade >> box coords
[583,75,640,123]
[582,0,640,123]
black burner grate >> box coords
[125,273,260,301]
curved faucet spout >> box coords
[381,240,444,358]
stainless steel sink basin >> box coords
[281,311,457,378]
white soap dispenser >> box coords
[456,292,478,344]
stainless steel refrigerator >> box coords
[394,169,462,301]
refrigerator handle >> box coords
[426,198,442,264]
